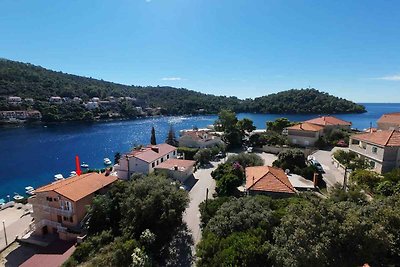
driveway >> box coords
[311,148,347,187]
[183,162,217,245]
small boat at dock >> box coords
[104,158,112,165]
[25,186,35,195]
[70,171,77,177]
[81,162,89,168]
[54,174,64,181]
[13,193,24,201]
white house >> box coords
[115,143,178,180]
[8,96,22,105]
[49,96,63,104]
[85,101,99,110]
[178,130,223,148]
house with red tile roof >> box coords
[178,129,223,148]
[285,122,324,147]
[304,116,352,130]
[154,158,196,182]
[377,112,400,131]
[115,143,178,179]
[349,130,400,173]
[29,172,117,241]
[245,166,296,197]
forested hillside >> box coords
[0,59,365,122]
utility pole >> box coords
[205,188,209,210]
[2,220,8,246]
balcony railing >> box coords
[36,204,73,217]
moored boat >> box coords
[54,174,64,181]
[13,193,24,201]
[104,158,112,165]
[25,186,35,195]
[81,162,89,168]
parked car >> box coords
[309,159,324,173]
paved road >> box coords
[183,161,217,246]
[0,205,33,251]
[311,148,347,188]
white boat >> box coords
[81,163,89,168]
[104,158,112,165]
[13,194,24,201]
[54,174,64,181]
[25,186,35,195]
[70,171,77,177]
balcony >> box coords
[37,204,73,217]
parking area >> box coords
[311,148,347,188]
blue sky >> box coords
[1,0,400,102]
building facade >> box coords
[154,158,196,183]
[178,130,223,148]
[286,123,324,147]
[115,143,178,180]
[29,173,117,241]
[349,130,400,173]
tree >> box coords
[165,125,178,146]
[214,109,238,132]
[194,149,212,165]
[114,152,121,165]
[266,118,293,132]
[350,169,381,191]
[150,126,156,145]
[236,118,256,135]
[225,153,264,168]
[273,149,306,171]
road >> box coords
[311,148,347,188]
[183,162,217,245]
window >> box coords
[370,161,376,168]
[372,147,378,154]
[53,198,57,201]
[46,197,53,202]
[167,155,169,159]
[156,160,159,165]
[161,158,164,163]
[152,162,155,168]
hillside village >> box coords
[1,110,400,266]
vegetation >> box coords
[333,150,370,170]
[250,88,366,114]
[194,149,213,165]
[211,153,263,196]
[165,125,178,146]
[150,127,156,145]
[0,59,365,123]
[266,117,294,132]
[350,168,400,196]
[177,147,199,160]
[64,174,189,266]
[197,191,400,267]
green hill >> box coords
[0,59,365,122]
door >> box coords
[42,226,48,235]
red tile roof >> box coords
[182,130,213,141]
[287,122,324,132]
[305,116,352,126]
[351,130,400,147]
[129,143,177,163]
[154,158,196,171]
[378,112,400,125]
[245,166,296,194]
[34,173,117,202]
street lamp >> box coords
[2,220,8,246]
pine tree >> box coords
[150,126,157,145]
[165,125,178,146]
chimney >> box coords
[151,146,159,153]
[313,173,318,187]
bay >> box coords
[0,103,399,199]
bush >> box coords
[350,169,381,191]
[194,149,213,165]
[226,153,264,167]
[273,149,306,171]
[177,147,199,160]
